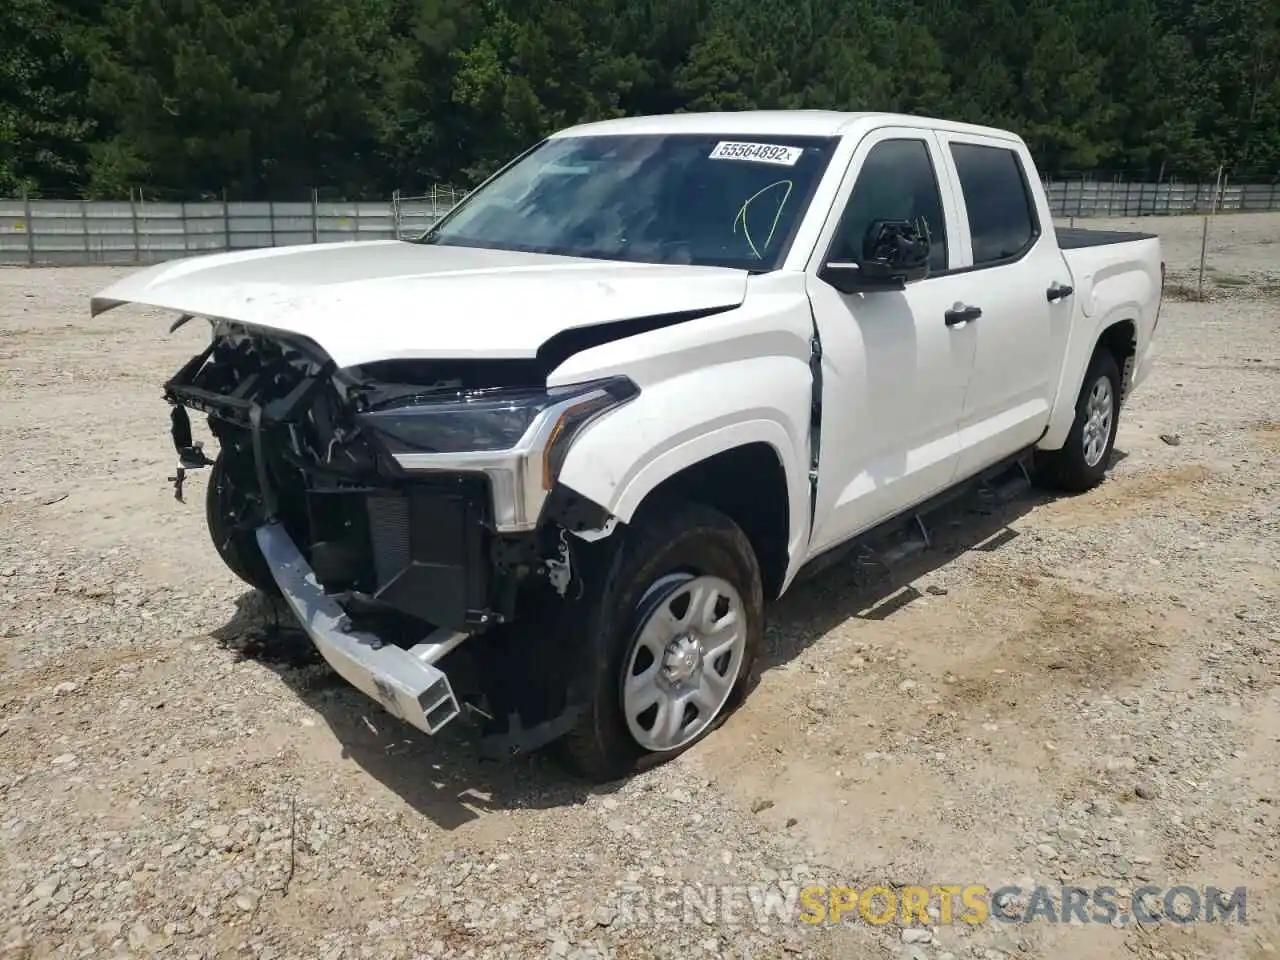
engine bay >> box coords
[161,320,568,636]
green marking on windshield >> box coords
[734,180,794,259]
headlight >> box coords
[361,385,572,455]
[357,376,638,530]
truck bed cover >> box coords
[1055,227,1159,250]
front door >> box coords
[804,127,976,555]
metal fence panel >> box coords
[1038,179,1280,218]
[230,231,273,249]
[3,183,1279,265]
[272,216,313,232]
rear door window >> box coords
[949,142,1039,266]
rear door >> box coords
[933,134,1066,480]
[804,126,975,554]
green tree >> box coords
[0,0,95,196]
[451,0,646,181]
[370,0,483,192]
[1092,0,1212,175]
[4,0,1280,196]
[1017,0,1116,170]
[86,0,396,198]
[1181,0,1280,171]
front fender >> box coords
[555,355,813,570]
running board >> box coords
[977,460,1033,506]
[867,513,931,567]
[797,449,1035,584]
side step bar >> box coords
[255,522,466,735]
[797,448,1036,584]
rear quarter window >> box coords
[950,142,1040,266]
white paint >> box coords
[92,110,1163,600]
[1039,239,1162,449]
[89,241,747,369]
[798,127,975,553]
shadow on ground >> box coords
[209,592,600,830]
[208,453,1124,827]
[758,467,1060,669]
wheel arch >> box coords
[628,440,793,601]
[1039,312,1138,451]
[554,357,815,596]
[1096,317,1137,404]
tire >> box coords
[556,501,764,782]
[1034,348,1122,493]
[206,452,278,594]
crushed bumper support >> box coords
[255,522,466,735]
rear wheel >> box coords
[206,452,278,594]
[556,501,763,782]
[1034,348,1121,492]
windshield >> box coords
[418,133,840,271]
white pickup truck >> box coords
[91,110,1164,780]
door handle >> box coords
[945,303,982,326]
[1046,282,1074,302]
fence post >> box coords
[130,188,140,262]
[1197,216,1209,299]
[268,199,276,247]
[23,193,35,266]
[222,189,231,252]
[311,188,319,244]
[81,199,91,263]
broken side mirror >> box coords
[819,218,932,295]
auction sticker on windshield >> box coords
[708,141,804,166]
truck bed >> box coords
[1055,227,1159,250]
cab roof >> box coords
[551,110,1022,144]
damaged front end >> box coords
[165,319,633,750]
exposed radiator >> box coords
[365,494,411,590]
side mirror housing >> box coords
[819,218,932,294]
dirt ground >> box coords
[1,212,1277,960]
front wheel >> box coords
[206,452,279,594]
[557,501,763,782]
[1034,348,1122,492]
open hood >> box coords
[90,240,749,369]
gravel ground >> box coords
[1,212,1277,960]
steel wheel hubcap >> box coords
[621,573,747,752]
[1082,375,1114,468]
